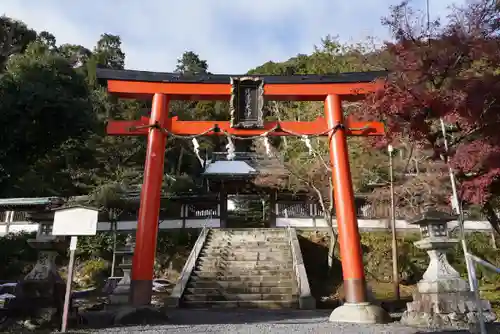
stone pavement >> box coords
[68,309,499,334]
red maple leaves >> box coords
[360,0,500,205]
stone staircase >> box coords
[179,228,300,309]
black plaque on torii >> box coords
[229,77,264,129]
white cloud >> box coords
[2,0,461,73]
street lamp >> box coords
[388,144,400,300]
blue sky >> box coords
[2,0,462,73]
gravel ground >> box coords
[68,309,489,334]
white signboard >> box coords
[52,206,99,236]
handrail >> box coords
[467,253,500,274]
[286,224,298,287]
[167,225,210,307]
[286,225,315,309]
[465,252,500,334]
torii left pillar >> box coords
[130,93,169,305]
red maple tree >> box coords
[360,0,500,231]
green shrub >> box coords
[299,230,500,288]
[74,258,109,288]
[0,232,38,280]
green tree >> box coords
[36,31,57,50]
[168,51,222,182]
[93,33,125,70]
[59,44,92,69]
[175,51,208,75]
[248,38,391,270]
[0,39,96,196]
[0,16,36,72]
[85,34,126,87]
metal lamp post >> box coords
[388,144,400,300]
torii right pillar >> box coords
[325,94,390,324]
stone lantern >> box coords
[401,206,496,329]
[19,211,67,325]
[109,234,135,304]
[24,221,66,283]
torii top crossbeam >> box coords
[97,68,387,101]
[99,69,386,137]
[97,68,388,311]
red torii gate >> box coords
[97,69,387,315]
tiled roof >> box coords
[0,197,62,207]
[203,152,284,177]
[203,161,257,175]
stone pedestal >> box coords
[109,268,131,304]
[23,237,66,288]
[17,238,67,327]
[401,207,496,329]
[109,234,135,305]
[25,249,62,282]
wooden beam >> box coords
[106,80,383,101]
[106,116,384,137]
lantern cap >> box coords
[408,205,457,225]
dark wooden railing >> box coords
[276,202,312,218]
[278,202,489,220]
[185,202,219,219]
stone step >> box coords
[204,244,289,249]
[200,251,292,262]
[190,275,293,283]
[205,240,290,247]
[183,293,296,302]
[195,267,295,275]
[207,237,288,243]
[187,280,296,289]
[198,261,292,266]
[181,300,299,309]
[212,228,287,232]
[202,255,293,265]
[205,244,288,250]
[203,244,290,249]
[210,230,287,236]
[208,231,286,234]
[204,248,290,253]
[196,262,294,270]
[201,256,291,262]
[206,238,288,242]
[192,270,293,278]
[201,255,291,260]
[210,231,286,234]
[181,228,299,310]
[198,258,292,264]
[208,236,288,241]
[209,232,287,236]
[199,255,291,262]
[204,242,290,250]
[197,260,293,267]
[207,236,288,240]
[200,255,291,261]
[201,250,291,257]
[205,240,289,245]
[185,286,296,295]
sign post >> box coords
[52,206,99,333]
[61,236,78,333]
